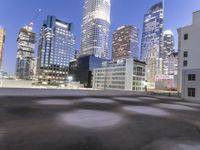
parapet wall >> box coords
[0,88,145,97]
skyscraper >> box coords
[140,1,164,88]
[112,25,139,60]
[37,16,75,85]
[80,0,111,59]
[16,25,36,80]
[162,30,175,75]
[0,27,5,70]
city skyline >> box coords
[1,0,200,75]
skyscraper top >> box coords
[164,30,173,35]
[80,0,111,59]
[148,1,163,12]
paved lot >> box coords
[0,95,200,150]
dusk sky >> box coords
[1,0,200,75]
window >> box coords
[183,51,188,58]
[188,88,195,97]
[183,60,188,67]
[184,34,188,40]
[188,74,196,81]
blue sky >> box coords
[0,0,200,75]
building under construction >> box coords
[16,25,36,80]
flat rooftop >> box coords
[0,89,200,150]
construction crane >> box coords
[28,9,42,29]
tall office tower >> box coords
[16,25,36,80]
[162,30,175,75]
[0,27,5,70]
[141,1,164,88]
[80,0,111,59]
[37,16,75,85]
[112,25,139,60]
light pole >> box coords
[68,76,73,83]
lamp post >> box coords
[68,76,73,83]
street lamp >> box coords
[68,76,73,83]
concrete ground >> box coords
[0,92,200,150]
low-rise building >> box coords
[177,10,200,100]
[93,58,146,91]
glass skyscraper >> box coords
[37,16,75,85]
[80,0,111,59]
[162,30,175,75]
[16,25,36,80]
[140,1,164,87]
[0,27,5,71]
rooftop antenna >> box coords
[28,9,42,29]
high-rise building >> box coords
[140,1,164,88]
[167,52,178,75]
[112,25,139,60]
[69,55,106,88]
[162,30,175,75]
[80,0,111,59]
[0,27,5,70]
[16,25,36,80]
[177,10,200,100]
[36,16,75,85]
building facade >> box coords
[37,16,75,85]
[69,55,106,87]
[167,52,178,75]
[80,0,111,59]
[16,25,36,80]
[140,2,164,88]
[112,25,139,60]
[177,11,200,100]
[162,30,175,75]
[0,27,5,70]
[93,59,146,91]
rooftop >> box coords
[0,88,200,150]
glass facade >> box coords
[112,25,139,60]
[37,16,75,85]
[80,0,111,59]
[69,55,105,87]
[140,2,164,86]
[0,27,5,70]
[162,30,175,75]
[16,26,36,80]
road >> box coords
[0,94,200,150]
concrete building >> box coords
[69,55,106,88]
[177,10,200,100]
[80,0,111,59]
[93,59,146,91]
[112,25,139,60]
[16,25,36,80]
[140,2,164,88]
[0,27,5,71]
[37,16,75,85]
